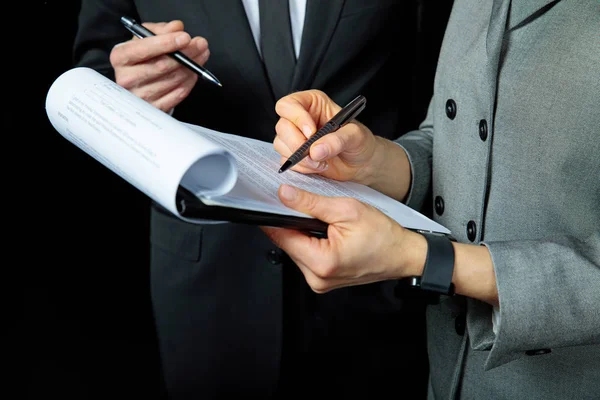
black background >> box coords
[16,1,452,398]
[21,1,160,398]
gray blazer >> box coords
[397,0,600,398]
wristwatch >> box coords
[397,232,456,297]
[419,232,456,295]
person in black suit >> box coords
[72,0,434,398]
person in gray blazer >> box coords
[72,0,440,398]
[265,0,600,399]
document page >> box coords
[45,67,237,217]
[46,67,449,235]
[186,124,450,234]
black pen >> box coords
[120,16,222,87]
[278,95,367,173]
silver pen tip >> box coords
[202,70,222,87]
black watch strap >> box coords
[420,233,456,295]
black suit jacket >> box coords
[74,1,422,398]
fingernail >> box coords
[280,185,298,201]
[176,87,187,99]
[197,37,208,50]
[303,125,313,137]
[311,144,328,161]
[303,157,322,169]
[175,33,190,47]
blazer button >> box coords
[466,220,477,242]
[266,249,282,265]
[525,348,552,356]
[479,119,488,141]
[434,195,445,216]
[455,314,466,336]
[445,99,457,120]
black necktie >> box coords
[259,0,297,101]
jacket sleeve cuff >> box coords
[478,236,600,370]
[394,131,432,211]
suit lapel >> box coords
[290,0,345,91]
[484,0,512,139]
[201,0,275,112]
[486,0,512,59]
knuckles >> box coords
[137,85,158,102]
[154,58,172,74]
[308,89,327,102]
[300,191,322,213]
[338,198,363,221]
[274,97,290,116]
[109,46,127,67]
[274,118,287,135]
[115,72,136,90]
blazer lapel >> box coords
[484,0,512,137]
[486,0,512,59]
[290,0,345,91]
[201,0,275,113]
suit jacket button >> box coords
[525,348,552,356]
[455,314,466,336]
[435,195,445,215]
[445,99,457,120]
[466,220,477,242]
[266,249,282,265]
[479,119,488,141]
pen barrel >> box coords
[288,121,336,165]
[334,95,366,125]
[133,24,156,38]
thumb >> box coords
[278,184,342,224]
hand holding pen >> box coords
[110,18,220,113]
[278,94,366,173]
[274,90,412,206]
[274,91,378,183]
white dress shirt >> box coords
[241,0,307,59]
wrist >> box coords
[357,135,391,186]
[360,136,412,202]
[452,243,499,306]
[395,229,428,278]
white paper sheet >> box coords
[45,67,237,219]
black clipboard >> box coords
[176,186,329,237]
[176,186,453,240]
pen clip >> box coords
[334,95,366,128]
